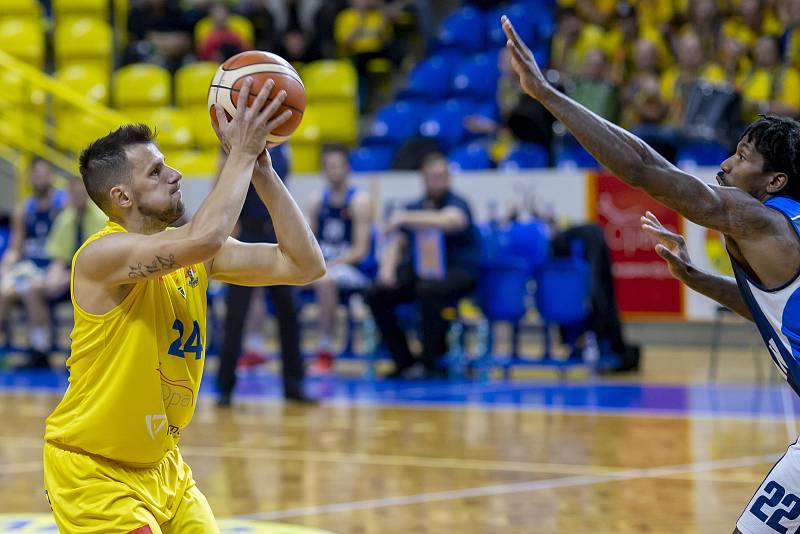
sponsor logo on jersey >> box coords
[145,414,167,439]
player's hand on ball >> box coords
[641,211,695,281]
[501,15,548,99]
[212,77,292,158]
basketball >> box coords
[207,50,305,146]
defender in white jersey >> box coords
[502,15,800,534]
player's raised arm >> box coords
[206,146,326,287]
[500,16,779,240]
[77,78,292,287]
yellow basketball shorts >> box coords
[43,442,219,533]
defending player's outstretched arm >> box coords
[500,16,780,241]
[641,211,752,320]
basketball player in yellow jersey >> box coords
[42,77,326,533]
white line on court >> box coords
[236,453,778,521]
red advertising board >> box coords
[592,172,683,316]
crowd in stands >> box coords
[539,0,800,166]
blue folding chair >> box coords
[366,100,428,147]
[350,145,396,172]
[499,143,550,170]
[451,53,500,100]
[419,99,470,151]
[676,142,730,168]
[437,7,486,54]
[398,55,457,101]
[556,143,598,169]
[448,142,493,171]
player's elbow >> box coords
[300,258,327,285]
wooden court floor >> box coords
[0,346,794,533]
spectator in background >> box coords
[306,146,372,374]
[722,0,782,51]
[216,144,315,405]
[740,36,800,121]
[0,159,66,369]
[197,2,248,62]
[719,34,751,86]
[464,47,555,162]
[44,177,106,307]
[780,0,800,70]
[334,0,394,111]
[660,30,724,126]
[125,0,193,72]
[620,38,668,131]
[679,0,720,61]
[551,8,587,77]
[366,153,479,379]
[260,0,324,64]
[566,47,618,122]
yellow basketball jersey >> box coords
[45,221,208,467]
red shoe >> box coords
[238,351,268,369]
[309,350,335,376]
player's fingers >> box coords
[643,211,661,226]
[502,16,532,58]
[655,243,683,265]
[642,223,682,244]
[214,104,229,129]
[257,89,287,123]
[264,109,292,132]
[235,77,253,116]
[248,79,275,119]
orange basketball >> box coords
[207,50,305,146]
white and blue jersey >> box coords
[733,195,800,534]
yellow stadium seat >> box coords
[302,60,358,100]
[188,107,218,150]
[1,0,42,19]
[54,17,112,75]
[169,150,219,177]
[290,107,321,174]
[52,0,109,19]
[301,60,358,144]
[113,63,172,110]
[175,62,218,108]
[0,18,45,69]
[143,108,194,152]
[55,65,110,104]
[54,108,115,154]
[0,70,46,145]
[194,14,254,48]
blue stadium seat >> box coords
[487,4,537,47]
[499,143,550,170]
[350,145,395,172]
[451,52,500,100]
[556,143,598,169]
[448,143,492,171]
[437,7,486,54]
[398,55,456,101]
[676,142,730,168]
[367,101,428,146]
[419,99,470,151]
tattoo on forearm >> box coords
[128,254,178,278]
